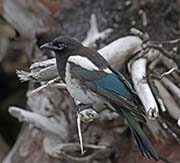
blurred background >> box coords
[0,0,180,163]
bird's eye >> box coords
[57,43,67,50]
[57,43,64,48]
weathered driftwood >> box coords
[17,35,142,82]
[161,76,180,101]
[5,84,116,163]
[154,80,180,121]
[9,106,67,136]
[82,14,113,47]
[131,58,158,119]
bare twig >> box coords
[151,37,180,44]
[148,43,180,67]
[160,67,178,79]
[159,55,180,82]
[30,83,66,95]
[29,77,65,95]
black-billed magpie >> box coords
[40,36,159,161]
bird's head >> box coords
[40,36,82,56]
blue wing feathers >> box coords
[92,73,133,99]
[70,62,134,101]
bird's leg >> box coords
[76,103,99,155]
[76,103,99,123]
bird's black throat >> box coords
[55,54,68,82]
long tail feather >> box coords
[120,109,159,161]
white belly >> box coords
[65,62,102,105]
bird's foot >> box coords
[77,104,99,123]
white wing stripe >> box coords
[68,55,99,71]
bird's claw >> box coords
[77,104,99,123]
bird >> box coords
[40,36,159,161]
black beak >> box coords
[40,42,57,51]
[40,42,61,51]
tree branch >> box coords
[161,76,180,101]
[82,14,113,47]
[131,58,159,119]
[9,106,68,136]
[154,80,180,121]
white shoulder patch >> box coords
[68,55,99,71]
[103,67,112,73]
